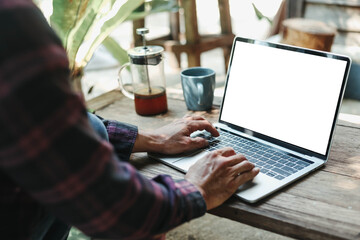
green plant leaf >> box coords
[65,0,108,70]
[80,0,144,67]
[50,0,90,48]
[102,37,129,66]
[50,0,179,71]
[126,0,179,21]
[252,3,272,25]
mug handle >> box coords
[197,82,204,105]
[118,62,134,99]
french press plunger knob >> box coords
[136,28,149,49]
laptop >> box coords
[150,36,351,203]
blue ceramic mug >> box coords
[181,67,215,111]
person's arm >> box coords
[0,1,206,238]
[130,115,260,210]
[102,114,219,158]
[132,115,219,154]
[102,119,138,161]
[104,111,261,211]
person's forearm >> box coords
[102,119,138,160]
[132,130,164,153]
[131,116,218,155]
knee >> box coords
[87,112,109,141]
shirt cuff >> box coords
[102,119,138,161]
[174,179,207,220]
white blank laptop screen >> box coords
[221,41,347,155]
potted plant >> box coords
[36,0,178,93]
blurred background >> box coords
[81,1,281,98]
[80,0,360,120]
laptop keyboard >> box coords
[194,129,314,180]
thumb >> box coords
[188,137,209,150]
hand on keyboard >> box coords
[133,115,219,154]
[193,129,313,180]
[185,147,260,210]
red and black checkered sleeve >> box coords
[0,0,206,239]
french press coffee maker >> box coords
[118,28,168,115]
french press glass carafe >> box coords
[118,28,168,115]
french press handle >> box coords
[117,63,134,99]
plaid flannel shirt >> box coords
[0,0,206,239]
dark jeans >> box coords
[87,112,109,141]
[31,113,109,240]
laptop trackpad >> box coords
[236,173,279,203]
[149,148,203,164]
[173,151,208,172]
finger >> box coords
[191,115,206,121]
[188,120,219,137]
[232,160,255,176]
[183,115,205,121]
[235,167,260,183]
[213,147,236,157]
[189,137,209,149]
[222,153,248,165]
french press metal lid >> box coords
[128,46,163,65]
[127,28,163,66]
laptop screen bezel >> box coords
[218,36,351,160]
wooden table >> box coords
[88,90,360,240]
